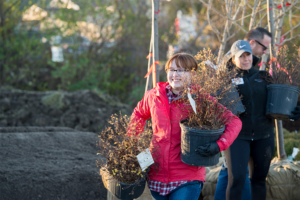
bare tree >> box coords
[200,0,300,160]
[200,0,300,62]
[199,0,260,62]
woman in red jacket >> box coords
[129,53,242,200]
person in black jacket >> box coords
[223,40,274,200]
[213,27,273,200]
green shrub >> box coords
[295,150,300,161]
[273,128,300,159]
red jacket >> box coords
[130,82,242,183]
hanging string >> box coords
[144,61,159,78]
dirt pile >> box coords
[0,126,107,200]
[0,88,131,133]
[0,88,133,200]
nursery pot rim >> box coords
[180,119,225,135]
[104,167,149,185]
[267,84,300,92]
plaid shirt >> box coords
[148,180,191,196]
[165,84,179,104]
[147,84,191,196]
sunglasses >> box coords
[255,40,268,51]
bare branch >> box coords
[232,2,243,20]
[206,0,221,36]
[241,0,247,26]
[199,0,248,33]
[289,9,293,39]
[282,34,300,44]
[274,0,285,44]
[249,0,261,30]
[273,1,299,22]
[258,12,268,27]
[226,31,238,41]
[283,22,300,38]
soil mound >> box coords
[0,127,106,200]
[0,88,131,133]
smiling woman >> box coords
[165,54,197,94]
[127,52,242,200]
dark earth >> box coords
[0,88,132,200]
[0,127,106,200]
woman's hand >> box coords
[195,142,220,157]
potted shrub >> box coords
[97,113,154,200]
[195,48,245,115]
[264,46,300,120]
[179,49,240,167]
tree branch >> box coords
[199,0,248,33]
[282,34,300,44]
[283,22,300,38]
[272,1,299,22]
[206,0,221,36]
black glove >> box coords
[290,106,300,121]
[195,142,220,157]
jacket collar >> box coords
[155,82,169,96]
[253,55,259,66]
[236,66,255,74]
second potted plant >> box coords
[179,49,241,167]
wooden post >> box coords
[151,0,160,88]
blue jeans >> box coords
[214,165,251,200]
[150,181,203,200]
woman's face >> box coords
[233,52,252,70]
[167,60,191,94]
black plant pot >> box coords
[101,170,146,200]
[217,84,245,115]
[180,119,225,167]
[266,84,300,120]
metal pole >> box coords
[267,0,287,160]
[275,120,287,160]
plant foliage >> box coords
[180,49,240,130]
[265,46,300,87]
[97,113,157,184]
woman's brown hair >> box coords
[165,53,198,72]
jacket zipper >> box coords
[245,72,255,140]
[159,93,171,182]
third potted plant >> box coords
[265,46,300,120]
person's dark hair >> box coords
[244,27,272,41]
